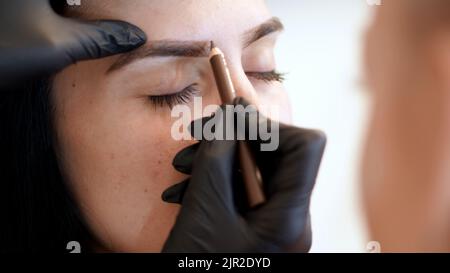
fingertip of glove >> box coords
[307,129,327,148]
[233,97,251,107]
[161,187,177,203]
[188,115,215,139]
[96,20,147,49]
[161,180,189,204]
[123,23,147,47]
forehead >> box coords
[80,0,272,43]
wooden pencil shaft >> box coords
[209,44,266,208]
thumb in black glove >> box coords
[0,0,146,87]
[161,97,326,253]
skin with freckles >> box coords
[52,0,291,252]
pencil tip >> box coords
[210,41,215,51]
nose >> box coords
[207,44,260,107]
[229,63,260,107]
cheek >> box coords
[253,82,292,124]
[55,94,192,252]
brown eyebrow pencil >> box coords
[209,41,266,208]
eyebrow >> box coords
[243,17,284,48]
[107,17,284,73]
[107,40,210,73]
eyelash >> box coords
[148,84,200,109]
[246,70,286,83]
[148,70,285,109]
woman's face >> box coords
[52,0,291,252]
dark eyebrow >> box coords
[243,17,284,48]
[107,40,211,73]
[107,17,284,73]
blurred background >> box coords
[266,0,374,252]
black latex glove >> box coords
[161,97,326,253]
[0,0,146,87]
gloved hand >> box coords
[161,97,326,253]
[0,0,146,87]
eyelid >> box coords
[241,45,277,72]
[245,31,281,49]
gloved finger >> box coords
[59,19,147,64]
[232,97,274,144]
[230,97,325,246]
[187,97,262,144]
[245,129,325,246]
[172,143,201,175]
[282,213,312,253]
[232,97,326,195]
[188,115,215,140]
[183,138,239,214]
[189,105,248,142]
[266,126,326,196]
[0,19,146,88]
[161,179,190,204]
[246,191,312,247]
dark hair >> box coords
[0,77,95,252]
[0,0,96,253]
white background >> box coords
[266,0,374,252]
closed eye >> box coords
[147,71,284,109]
[148,84,200,109]
[246,70,286,83]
